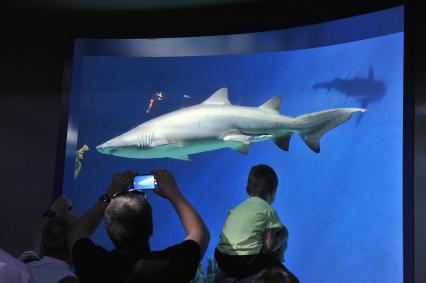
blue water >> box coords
[66,32,404,283]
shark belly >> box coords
[165,139,242,160]
[109,138,243,160]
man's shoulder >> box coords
[73,237,107,252]
[73,238,93,251]
[72,239,131,283]
[72,238,113,265]
[147,240,201,259]
[129,240,201,283]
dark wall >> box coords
[412,2,426,282]
[0,10,64,256]
[0,95,60,254]
[0,1,424,282]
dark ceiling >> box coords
[0,0,407,98]
[7,0,252,11]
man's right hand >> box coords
[153,170,182,201]
[106,171,136,197]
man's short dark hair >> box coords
[254,266,300,283]
[105,193,153,251]
[42,216,72,259]
[246,164,278,197]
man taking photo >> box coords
[68,170,210,283]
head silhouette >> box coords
[105,192,153,252]
[246,164,278,204]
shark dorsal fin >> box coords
[259,96,281,113]
[368,66,374,80]
[202,88,231,105]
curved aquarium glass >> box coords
[62,6,404,283]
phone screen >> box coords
[133,175,157,190]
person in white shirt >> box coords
[0,248,35,283]
[18,196,79,283]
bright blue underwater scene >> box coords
[65,32,404,283]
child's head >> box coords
[246,164,278,204]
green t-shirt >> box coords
[217,196,283,256]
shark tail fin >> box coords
[295,108,367,153]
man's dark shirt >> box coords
[72,238,201,283]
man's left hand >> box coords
[50,195,75,216]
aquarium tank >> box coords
[61,6,404,283]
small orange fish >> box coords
[145,98,155,113]
[146,91,165,113]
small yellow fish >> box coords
[155,91,164,100]
[75,144,90,179]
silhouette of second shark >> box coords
[312,66,385,110]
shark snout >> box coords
[96,137,126,153]
[96,133,142,155]
[96,141,116,154]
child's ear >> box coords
[246,186,252,196]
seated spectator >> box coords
[253,266,299,283]
[18,196,79,283]
[68,170,210,283]
[215,164,290,280]
[1,248,35,283]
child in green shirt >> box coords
[215,164,297,281]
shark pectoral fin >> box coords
[152,139,171,147]
[234,144,251,155]
[273,132,294,151]
[171,141,185,148]
[169,154,190,161]
[223,134,252,145]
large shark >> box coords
[96,88,366,160]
